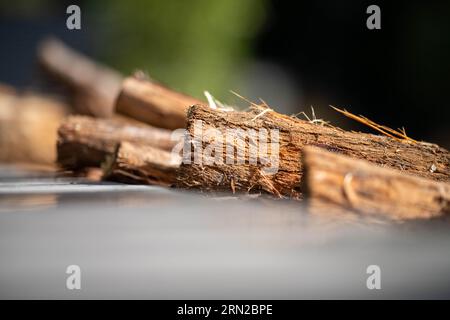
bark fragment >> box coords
[302,146,450,220]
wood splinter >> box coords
[302,146,450,220]
[57,116,180,170]
[102,141,181,186]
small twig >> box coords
[250,108,272,121]
[230,90,261,108]
[295,106,330,126]
[330,105,418,143]
[204,91,217,109]
[204,90,234,111]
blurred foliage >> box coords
[0,0,267,99]
[87,0,267,99]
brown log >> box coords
[57,116,178,169]
[115,76,204,130]
[176,104,450,199]
[102,141,181,186]
[37,37,123,117]
[302,146,450,220]
[0,89,68,165]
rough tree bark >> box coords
[102,141,181,186]
[176,104,450,199]
[57,116,178,169]
[38,37,123,117]
[302,146,450,220]
[115,76,204,130]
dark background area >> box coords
[0,0,449,147]
[255,0,450,147]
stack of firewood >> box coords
[1,38,449,221]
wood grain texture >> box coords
[302,146,450,220]
[57,116,178,169]
[115,76,203,129]
[103,141,181,186]
[176,104,450,199]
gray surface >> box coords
[0,165,449,299]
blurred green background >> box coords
[1,0,449,147]
[0,0,267,100]
[89,0,267,99]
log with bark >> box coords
[0,88,69,165]
[38,37,123,118]
[302,146,450,220]
[176,104,450,199]
[115,75,204,130]
[57,116,179,170]
[102,141,181,186]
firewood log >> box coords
[302,146,450,220]
[0,89,68,165]
[57,116,179,169]
[176,104,450,199]
[115,76,203,129]
[102,141,181,186]
[38,37,123,117]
